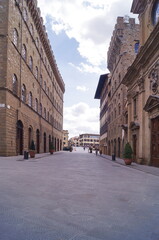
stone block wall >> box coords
[0,0,65,156]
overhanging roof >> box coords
[131,0,146,14]
[94,74,109,99]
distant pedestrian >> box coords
[100,149,102,156]
[95,148,98,156]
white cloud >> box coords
[76,85,89,92]
[37,0,137,74]
[63,102,100,138]
[69,62,105,74]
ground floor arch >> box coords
[17,120,23,155]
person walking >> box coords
[100,149,102,156]
[95,148,98,156]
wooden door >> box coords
[17,121,23,155]
[36,129,40,153]
[151,117,159,167]
[133,135,137,162]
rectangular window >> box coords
[133,98,137,116]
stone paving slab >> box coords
[0,148,159,239]
[99,153,159,177]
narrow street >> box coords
[0,148,159,240]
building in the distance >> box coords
[94,74,109,154]
[63,130,69,147]
[79,134,100,148]
[0,0,65,156]
[69,136,80,147]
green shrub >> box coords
[49,141,54,150]
[123,142,133,159]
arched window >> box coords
[13,74,18,95]
[23,8,28,21]
[40,103,42,115]
[22,44,27,61]
[41,48,43,59]
[44,81,46,92]
[35,98,38,112]
[119,73,121,83]
[114,109,116,119]
[48,111,49,122]
[152,0,159,25]
[35,66,38,79]
[36,37,39,48]
[21,84,26,102]
[40,74,43,85]
[118,104,121,115]
[13,28,18,47]
[30,24,34,35]
[134,41,139,54]
[29,56,33,71]
[44,108,46,119]
[29,92,32,107]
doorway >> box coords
[44,132,46,153]
[151,117,159,167]
[36,129,40,153]
[17,120,23,155]
[132,135,137,162]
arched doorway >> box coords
[114,139,116,156]
[49,135,51,151]
[28,127,33,150]
[111,140,113,155]
[151,117,159,167]
[60,140,62,150]
[133,134,137,162]
[55,137,56,151]
[44,132,46,153]
[36,129,40,153]
[57,139,59,151]
[17,120,23,155]
[118,138,121,157]
[108,141,111,155]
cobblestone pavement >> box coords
[0,148,159,240]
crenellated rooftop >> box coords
[107,17,136,72]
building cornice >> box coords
[26,0,65,93]
[131,0,147,14]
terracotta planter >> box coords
[124,158,132,165]
[29,150,35,158]
[50,149,54,154]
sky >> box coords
[37,0,138,138]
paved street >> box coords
[0,148,159,240]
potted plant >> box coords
[29,140,36,158]
[123,142,133,165]
[49,141,54,154]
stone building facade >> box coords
[63,130,69,148]
[0,0,65,156]
[107,17,139,157]
[122,0,159,167]
[79,134,100,148]
[94,74,109,154]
